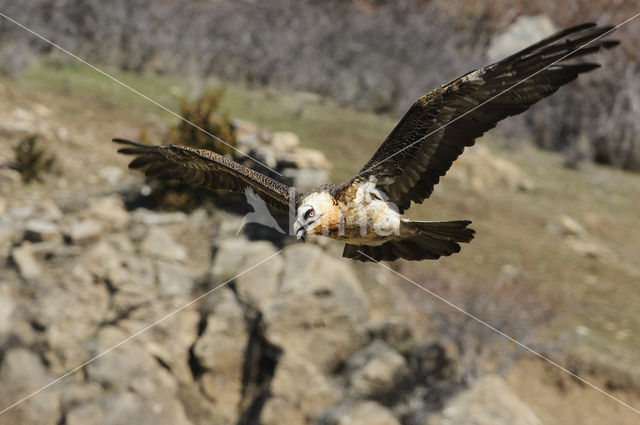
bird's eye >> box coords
[305,209,315,219]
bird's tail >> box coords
[343,220,474,262]
[406,220,475,244]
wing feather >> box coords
[349,23,618,213]
[114,138,298,212]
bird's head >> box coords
[294,192,337,241]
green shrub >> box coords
[167,88,236,153]
[143,88,238,211]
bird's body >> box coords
[115,23,618,262]
[298,181,403,245]
[291,180,474,260]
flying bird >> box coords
[115,23,618,262]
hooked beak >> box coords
[293,214,322,241]
[293,220,306,241]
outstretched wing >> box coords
[350,23,618,213]
[114,138,298,213]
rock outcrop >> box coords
[427,375,543,425]
[0,187,457,425]
[0,112,545,425]
[232,119,330,192]
[487,15,557,63]
[448,145,534,193]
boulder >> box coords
[33,103,52,117]
[0,116,32,136]
[0,223,14,263]
[426,375,543,425]
[0,285,16,341]
[141,227,188,262]
[199,373,242,421]
[447,145,534,192]
[0,168,22,193]
[318,401,401,425]
[11,241,42,280]
[266,353,341,421]
[67,219,103,244]
[211,238,280,282]
[33,280,110,373]
[86,196,131,231]
[119,304,200,385]
[132,208,188,226]
[232,118,262,152]
[193,289,247,370]
[0,348,61,425]
[547,215,613,260]
[65,391,193,425]
[565,237,613,260]
[6,205,35,221]
[37,199,64,222]
[261,397,306,425]
[282,167,329,192]
[212,210,245,238]
[262,244,369,372]
[547,215,588,238]
[178,385,233,425]
[211,238,283,309]
[192,287,248,422]
[72,236,155,313]
[24,219,61,242]
[156,261,195,298]
[488,15,557,62]
[345,341,409,398]
[86,326,178,395]
[279,147,331,170]
[353,263,427,338]
[98,166,124,186]
[252,146,279,169]
[269,131,300,151]
[59,381,104,414]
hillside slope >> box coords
[1,65,639,424]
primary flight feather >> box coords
[115,23,618,262]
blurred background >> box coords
[0,1,639,424]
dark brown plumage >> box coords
[351,23,618,214]
[115,23,618,262]
[114,139,301,213]
[343,220,475,261]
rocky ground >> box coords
[0,98,548,425]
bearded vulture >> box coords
[115,23,618,262]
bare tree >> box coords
[402,271,557,383]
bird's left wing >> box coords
[350,23,618,213]
[114,138,298,213]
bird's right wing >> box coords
[114,138,299,213]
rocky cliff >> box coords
[0,104,543,425]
